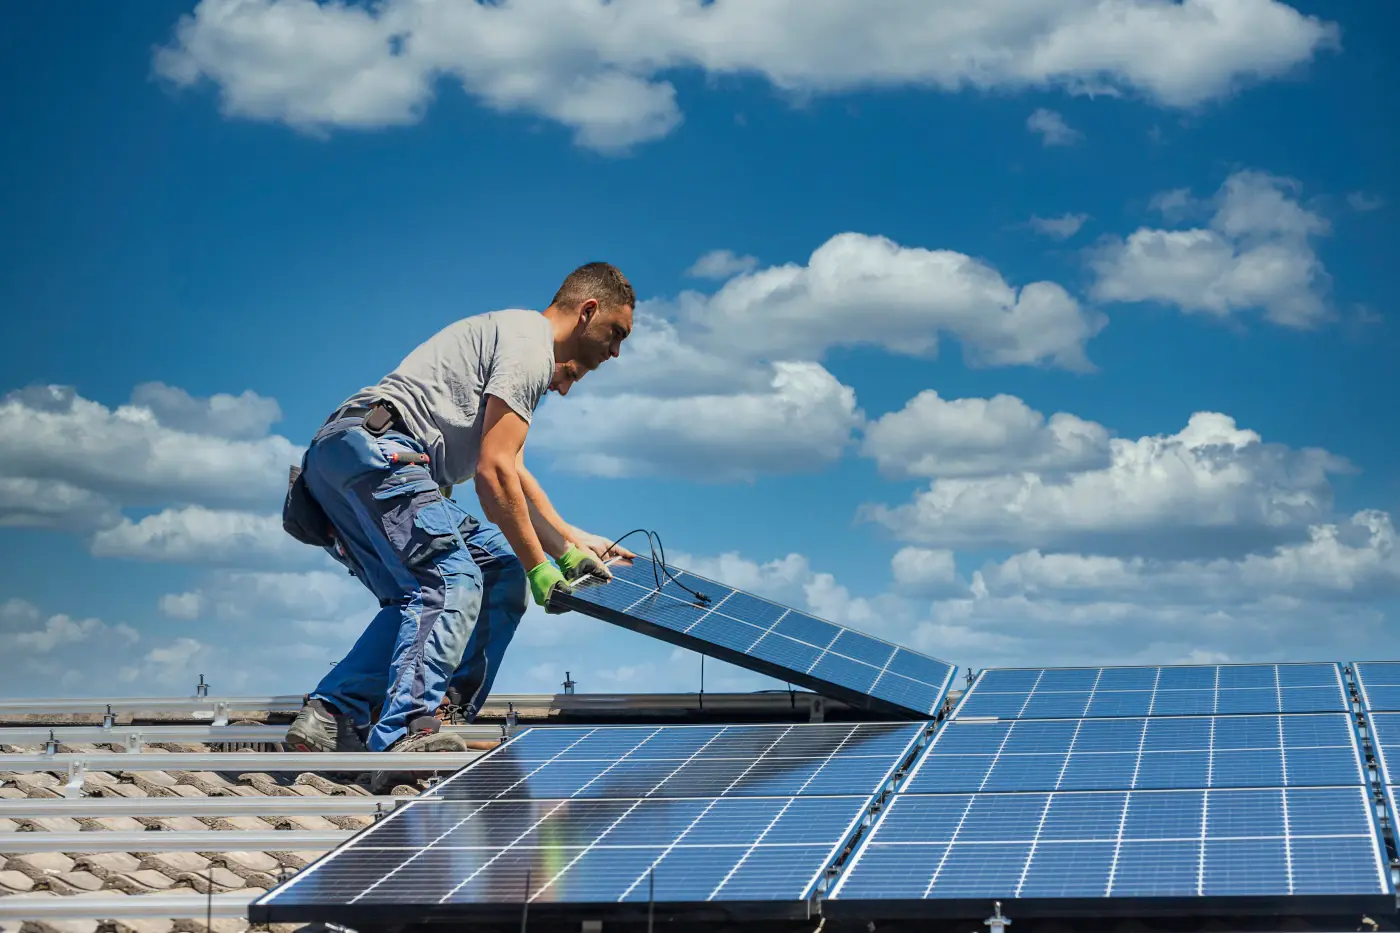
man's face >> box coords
[552,300,632,395]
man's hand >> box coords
[570,530,637,564]
[526,560,572,613]
[558,544,610,582]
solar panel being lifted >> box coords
[251,721,927,926]
[548,556,956,718]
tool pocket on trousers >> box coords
[373,480,462,574]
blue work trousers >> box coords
[300,414,526,751]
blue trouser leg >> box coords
[299,416,481,751]
[447,524,527,721]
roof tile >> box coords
[0,788,27,800]
[15,817,82,834]
[76,816,147,833]
[175,866,246,893]
[0,818,19,833]
[46,871,105,895]
[112,918,177,933]
[4,853,77,880]
[198,816,272,833]
[93,783,148,799]
[72,853,142,879]
[105,869,180,894]
[0,868,37,894]
[210,852,279,878]
[138,853,210,877]
[148,817,210,833]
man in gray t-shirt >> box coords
[282,262,637,787]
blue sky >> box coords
[1,0,1396,699]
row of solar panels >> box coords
[251,659,1400,924]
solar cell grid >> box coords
[552,557,955,717]
[829,786,1389,902]
[904,713,1365,794]
[426,722,925,801]
[957,663,1347,720]
[1352,661,1400,712]
[254,722,926,922]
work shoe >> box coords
[284,698,367,753]
[368,718,472,795]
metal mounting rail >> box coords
[1,750,485,773]
[0,689,834,720]
[0,795,410,819]
[0,893,259,921]
[0,722,506,746]
[0,830,351,854]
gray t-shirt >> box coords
[340,309,554,487]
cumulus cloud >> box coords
[1027,108,1081,146]
[159,592,205,620]
[979,510,1400,604]
[1090,169,1334,328]
[861,391,1111,479]
[90,506,318,568]
[685,249,759,280]
[153,0,1339,151]
[0,599,138,656]
[1027,213,1090,239]
[119,638,226,690]
[863,411,1350,558]
[0,478,120,532]
[1,599,145,694]
[672,232,1105,371]
[532,233,1103,480]
[0,385,300,529]
[534,361,863,481]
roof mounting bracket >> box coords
[125,731,143,753]
[196,674,209,698]
[101,705,115,730]
[44,730,58,756]
[809,696,825,723]
[211,700,231,728]
[63,760,85,799]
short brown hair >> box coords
[551,261,635,312]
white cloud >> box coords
[534,361,863,481]
[861,391,1111,479]
[1028,213,1090,239]
[0,599,139,656]
[0,477,120,532]
[153,0,1338,152]
[128,382,283,440]
[1090,169,1334,328]
[980,510,1400,603]
[119,638,226,690]
[863,411,1350,557]
[158,592,206,620]
[1026,108,1081,146]
[672,232,1105,371]
[90,506,319,567]
[0,385,300,525]
[1347,191,1384,213]
[685,249,759,280]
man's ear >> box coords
[579,298,599,325]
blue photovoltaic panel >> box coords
[955,663,1347,720]
[1365,712,1400,787]
[550,557,955,718]
[253,722,924,923]
[427,721,925,800]
[904,713,1366,793]
[829,786,1390,901]
[1352,661,1400,712]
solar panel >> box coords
[905,713,1367,793]
[829,787,1390,902]
[824,662,1394,919]
[251,722,926,925]
[955,663,1348,720]
[1352,661,1400,712]
[548,556,956,718]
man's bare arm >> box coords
[518,454,577,556]
[474,396,549,572]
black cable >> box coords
[597,528,710,605]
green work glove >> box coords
[527,560,571,613]
[557,544,609,582]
